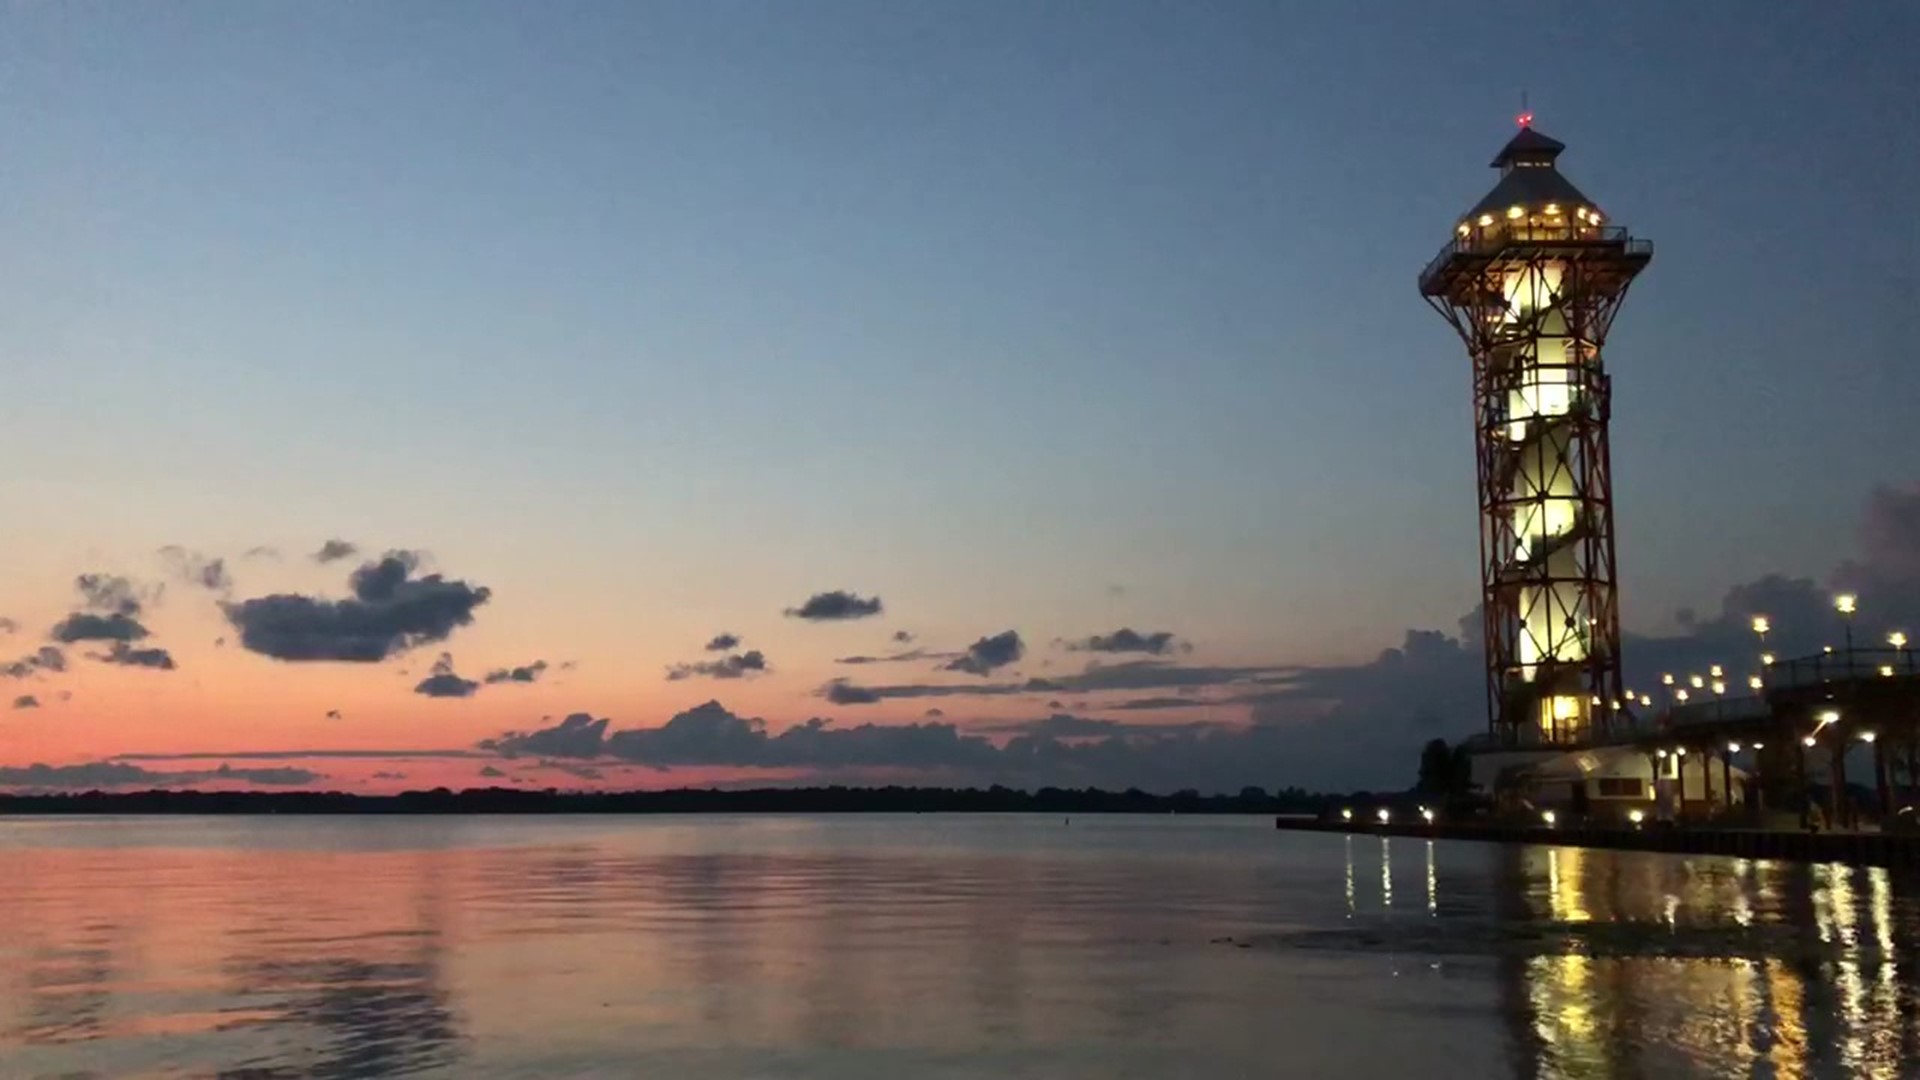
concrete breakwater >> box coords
[1275,816,1920,868]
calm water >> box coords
[2,815,1917,1079]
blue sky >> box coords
[0,2,1915,791]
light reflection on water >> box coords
[0,815,1917,1078]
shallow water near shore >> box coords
[2,813,1917,1078]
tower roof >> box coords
[1489,126,1566,169]
[1460,125,1599,224]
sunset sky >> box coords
[2,2,1916,793]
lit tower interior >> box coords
[1420,118,1652,746]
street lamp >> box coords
[1711,679,1727,696]
[1835,593,1858,654]
[1748,675,1763,691]
[1690,674,1705,690]
[1710,664,1724,679]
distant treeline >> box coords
[0,784,1380,816]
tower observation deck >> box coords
[1421,121,1651,747]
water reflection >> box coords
[1481,845,1920,1078]
[2,817,1919,1077]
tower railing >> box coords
[1420,227,1650,291]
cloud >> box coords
[704,633,741,652]
[924,707,944,717]
[835,649,937,665]
[478,765,506,778]
[893,630,914,643]
[2,646,66,679]
[823,659,1291,706]
[0,762,323,790]
[1107,696,1206,711]
[483,660,549,685]
[486,701,1000,771]
[312,539,359,563]
[12,695,38,710]
[158,546,232,592]
[481,713,610,759]
[371,771,407,780]
[90,642,178,670]
[975,713,1218,739]
[785,590,883,621]
[243,545,281,560]
[822,680,885,705]
[474,700,1337,793]
[325,709,343,720]
[1065,628,1186,656]
[943,631,1024,676]
[50,612,151,643]
[414,653,480,698]
[667,650,769,681]
[224,551,491,662]
[0,617,15,635]
[115,748,480,762]
[75,573,150,617]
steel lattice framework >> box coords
[1419,125,1651,747]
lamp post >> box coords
[1835,594,1858,669]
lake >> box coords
[0,814,1915,1078]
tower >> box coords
[1420,119,1651,746]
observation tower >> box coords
[1420,117,1652,746]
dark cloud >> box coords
[51,612,150,643]
[0,617,16,635]
[1107,696,1206,711]
[90,642,177,670]
[0,762,323,790]
[475,701,1325,793]
[481,713,610,759]
[75,573,150,617]
[1065,628,1187,656]
[823,680,885,705]
[834,649,934,665]
[371,771,407,780]
[485,701,1001,772]
[823,658,1290,706]
[325,709,343,720]
[312,539,359,563]
[667,651,769,681]
[893,630,914,643]
[785,590,883,621]
[943,631,1024,676]
[224,551,491,662]
[12,695,38,710]
[975,713,1219,739]
[478,765,506,778]
[704,633,741,652]
[2,646,66,679]
[414,653,480,699]
[924,707,944,718]
[243,545,281,560]
[158,546,231,592]
[483,660,549,685]
[544,760,605,781]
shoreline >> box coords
[1275,816,1920,868]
